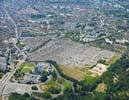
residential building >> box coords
[0,57,7,71]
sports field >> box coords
[19,62,36,73]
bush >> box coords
[9,92,32,100]
[32,92,52,99]
[48,87,61,94]
[42,92,52,99]
[51,71,57,81]
[97,59,107,65]
[40,71,48,82]
[23,93,30,97]
[32,92,43,98]
[32,86,38,90]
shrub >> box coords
[42,92,52,99]
[48,87,61,94]
[32,92,52,99]
[32,86,38,90]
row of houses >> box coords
[0,56,7,72]
[0,49,12,72]
[105,38,129,45]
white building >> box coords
[105,38,113,44]
[34,62,53,74]
[115,39,129,44]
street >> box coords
[0,7,26,100]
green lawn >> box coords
[40,79,61,92]
[84,71,99,85]
[19,62,36,73]
[63,80,72,90]
[84,76,98,85]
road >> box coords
[0,7,22,100]
[0,59,26,98]
[0,8,61,98]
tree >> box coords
[32,86,38,90]
[9,92,32,100]
[42,92,52,99]
[48,87,61,94]
[51,71,57,81]
[40,71,48,82]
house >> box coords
[0,57,7,71]
[105,38,113,44]
[115,39,129,44]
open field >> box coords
[19,62,36,73]
[28,37,116,67]
[106,53,121,65]
[60,65,85,81]
[3,83,32,95]
[60,65,99,83]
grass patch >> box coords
[63,80,72,91]
[19,62,35,73]
[107,53,121,65]
[60,66,85,81]
[84,75,99,85]
[40,77,72,94]
[84,70,99,85]
[40,79,60,92]
[74,66,91,73]
[59,65,100,85]
[59,65,98,84]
